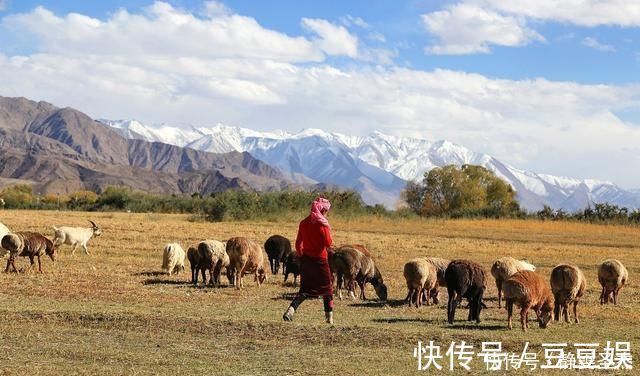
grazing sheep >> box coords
[503,270,554,331]
[161,243,186,276]
[2,232,56,273]
[403,258,438,308]
[198,240,227,286]
[226,237,267,289]
[283,252,300,286]
[52,220,102,255]
[264,235,292,275]
[598,259,628,305]
[550,264,587,323]
[445,259,486,324]
[0,221,11,258]
[329,246,387,301]
[187,245,200,285]
[491,257,536,308]
[213,248,234,286]
[424,257,450,304]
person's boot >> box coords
[283,306,295,321]
[325,311,334,325]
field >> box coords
[0,210,638,375]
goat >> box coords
[52,220,102,255]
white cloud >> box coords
[368,31,386,43]
[2,3,324,63]
[582,37,616,52]
[202,1,232,17]
[301,18,359,58]
[422,4,544,55]
[0,1,9,12]
[478,0,640,27]
[340,14,369,28]
[1,3,640,186]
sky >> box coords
[1,0,640,188]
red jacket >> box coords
[295,216,333,259]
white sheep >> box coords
[52,220,102,255]
[198,240,228,286]
[598,259,628,305]
[161,243,186,276]
[491,257,536,308]
[403,258,438,308]
[0,221,11,258]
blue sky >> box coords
[1,0,640,187]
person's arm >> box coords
[322,226,333,249]
[295,222,304,256]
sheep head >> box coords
[88,220,102,236]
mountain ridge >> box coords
[102,119,640,211]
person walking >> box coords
[282,197,335,324]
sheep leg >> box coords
[506,300,513,330]
[613,288,619,305]
[348,279,357,300]
[573,301,579,324]
[200,267,207,286]
[10,257,18,273]
[520,306,528,332]
[337,273,343,300]
[474,291,483,323]
[37,255,42,273]
[447,289,456,324]
[425,288,431,307]
[554,301,561,322]
[431,288,439,305]
[416,287,423,308]
[563,303,570,323]
[599,286,606,304]
[191,266,198,285]
[3,258,10,273]
[496,280,502,309]
[357,279,366,300]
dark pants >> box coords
[289,293,334,313]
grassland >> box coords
[0,210,638,375]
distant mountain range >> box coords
[102,119,640,211]
[0,96,299,197]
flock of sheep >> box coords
[0,219,630,331]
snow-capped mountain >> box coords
[100,119,640,211]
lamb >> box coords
[264,235,292,275]
[403,258,438,308]
[491,257,536,308]
[52,220,102,255]
[329,246,387,301]
[226,237,267,289]
[197,240,228,286]
[445,259,486,324]
[161,243,186,276]
[503,270,554,331]
[550,264,587,323]
[2,232,57,273]
[598,259,628,305]
[283,252,300,286]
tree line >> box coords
[2,165,639,224]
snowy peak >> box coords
[102,119,640,211]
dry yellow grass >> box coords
[0,210,638,375]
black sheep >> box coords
[445,259,486,324]
[264,235,292,275]
[283,252,300,286]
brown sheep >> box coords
[491,257,536,308]
[226,237,267,289]
[445,259,486,324]
[403,258,438,308]
[503,270,554,331]
[598,259,628,305]
[550,264,587,323]
[2,232,56,273]
[330,246,387,301]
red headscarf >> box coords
[310,197,331,227]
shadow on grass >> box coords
[372,317,443,324]
[446,323,504,331]
[348,299,407,308]
[142,278,192,286]
[271,292,299,301]
[132,271,166,277]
